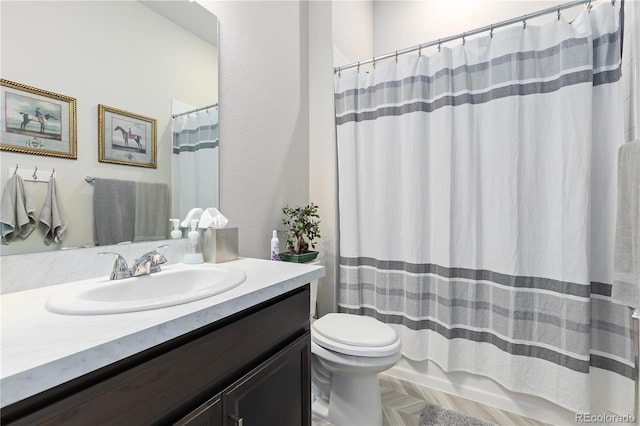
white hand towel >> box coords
[0,174,36,244]
[38,176,67,245]
[611,140,640,309]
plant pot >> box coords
[279,251,319,263]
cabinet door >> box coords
[224,333,311,426]
[174,394,222,426]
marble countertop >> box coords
[0,258,325,408]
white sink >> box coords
[45,264,246,315]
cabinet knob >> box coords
[228,414,244,426]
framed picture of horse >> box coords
[0,79,77,159]
[98,104,156,168]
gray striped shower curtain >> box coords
[335,3,635,414]
[171,107,219,220]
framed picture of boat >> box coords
[98,104,156,168]
[0,79,77,159]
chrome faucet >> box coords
[100,246,168,280]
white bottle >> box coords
[170,219,182,239]
[184,219,204,264]
[270,230,280,261]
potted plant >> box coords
[279,202,321,263]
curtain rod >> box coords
[336,0,608,74]
[171,103,218,119]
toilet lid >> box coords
[312,313,398,348]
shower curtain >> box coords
[335,3,635,414]
[171,107,219,220]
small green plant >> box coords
[281,202,321,254]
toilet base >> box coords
[313,372,383,426]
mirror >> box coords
[0,0,218,256]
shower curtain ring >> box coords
[438,39,441,52]
[462,33,466,46]
[557,8,561,20]
[523,16,527,30]
[418,45,422,57]
[587,0,592,12]
[32,166,38,180]
[395,51,398,63]
[490,25,494,38]
[357,61,360,73]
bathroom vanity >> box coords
[0,258,324,425]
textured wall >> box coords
[201,1,310,260]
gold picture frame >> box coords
[98,104,156,168]
[0,79,77,159]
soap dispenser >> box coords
[184,219,204,264]
[170,219,182,239]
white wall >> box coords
[200,1,310,260]
[373,0,583,56]
[332,0,373,65]
[0,1,217,255]
[309,1,337,316]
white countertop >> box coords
[0,258,325,408]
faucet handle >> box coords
[147,245,169,265]
[130,246,168,276]
[99,252,131,280]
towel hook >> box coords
[50,168,55,178]
[13,164,18,175]
[32,166,38,180]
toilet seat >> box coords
[311,313,401,357]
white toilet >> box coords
[309,279,402,426]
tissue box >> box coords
[202,227,238,263]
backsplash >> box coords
[0,239,188,294]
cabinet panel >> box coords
[174,394,222,426]
[224,333,311,426]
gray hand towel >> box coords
[611,140,640,309]
[133,182,169,242]
[1,174,36,244]
[38,176,67,245]
[93,178,135,246]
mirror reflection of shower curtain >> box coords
[171,107,219,221]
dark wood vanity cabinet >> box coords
[2,286,311,426]
[223,333,310,426]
